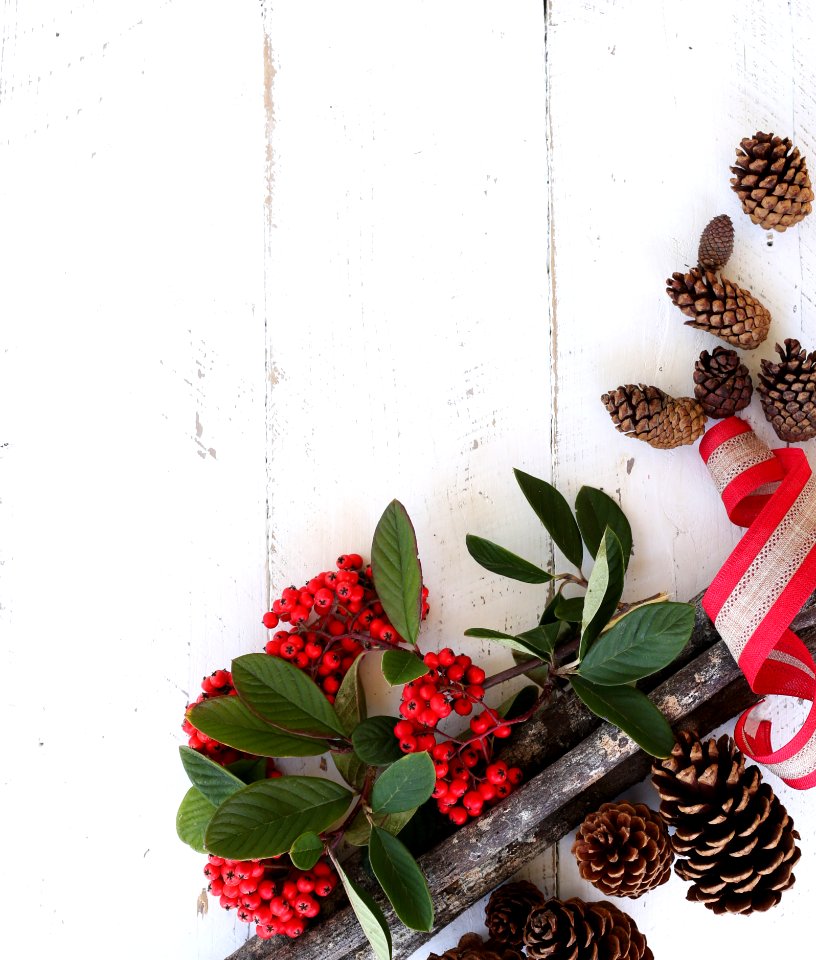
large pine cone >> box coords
[524,898,653,960]
[757,338,816,442]
[485,881,546,946]
[571,801,673,899]
[693,347,753,418]
[428,933,522,960]
[651,731,801,915]
[602,384,706,449]
[666,267,771,349]
[731,131,813,231]
[698,214,734,271]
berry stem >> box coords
[481,657,547,690]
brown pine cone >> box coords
[666,267,771,349]
[651,730,801,915]
[731,131,813,231]
[571,801,673,899]
[693,347,753,418]
[601,384,706,449]
[485,881,546,946]
[428,933,523,960]
[757,338,816,442]
[698,214,735,271]
[524,898,653,960]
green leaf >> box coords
[575,486,633,569]
[464,626,548,659]
[577,602,695,686]
[554,596,584,623]
[369,826,434,932]
[232,653,346,738]
[569,676,675,758]
[205,776,353,860]
[226,758,269,784]
[513,468,584,569]
[497,684,540,720]
[515,623,561,658]
[352,716,403,766]
[290,831,324,870]
[371,500,423,645]
[539,591,562,625]
[579,528,625,659]
[465,535,552,584]
[344,807,417,846]
[176,786,216,853]
[335,656,367,736]
[333,750,369,791]
[178,746,245,807]
[511,650,552,688]
[371,753,436,814]
[381,649,428,686]
[333,858,392,960]
[187,696,329,757]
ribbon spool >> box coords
[701,416,816,788]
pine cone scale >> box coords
[651,731,801,915]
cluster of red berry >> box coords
[393,649,523,825]
[182,669,245,766]
[262,554,430,703]
[204,855,338,940]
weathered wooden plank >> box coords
[226,592,816,960]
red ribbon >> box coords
[700,416,816,788]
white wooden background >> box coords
[2,1,814,957]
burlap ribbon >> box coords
[701,416,816,789]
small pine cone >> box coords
[757,338,816,442]
[651,730,801,915]
[601,384,706,450]
[698,214,735,271]
[731,131,813,231]
[693,347,753,418]
[571,801,673,898]
[428,933,522,960]
[666,267,771,349]
[485,881,546,946]
[524,898,653,960]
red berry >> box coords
[416,733,437,752]
[486,762,508,784]
[399,735,418,753]
[453,698,473,716]
[394,719,415,739]
[469,714,491,735]
[465,665,486,684]
[262,611,279,629]
[438,648,456,667]
[494,724,512,738]
[449,806,469,826]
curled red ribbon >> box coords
[701,416,816,788]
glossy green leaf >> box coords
[333,750,369,791]
[204,776,353,860]
[176,786,216,853]
[371,500,423,645]
[333,858,392,960]
[554,596,584,623]
[515,623,561,658]
[381,649,428,686]
[465,535,552,584]
[539,591,562,625]
[344,807,417,846]
[335,656,367,736]
[290,831,324,870]
[226,758,269,784]
[178,746,245,807]
[187,696,329,757]
[514,468,584,569]
[575,486,633,569]
[578,602,695,686]
[371,753,436,814]
[232,653,346,738]
[369,826,434,931]
[497,684,540,720]
[569,676,675,758]
[351,716,403,766]
[464,627,548,659]
[579,528,625,659]
[511,650,552,689]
